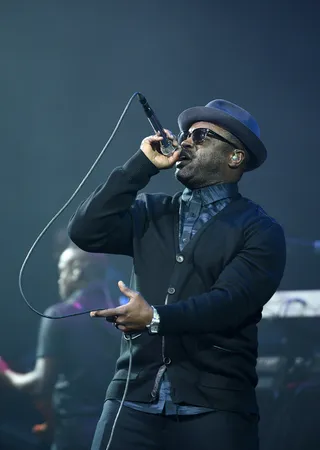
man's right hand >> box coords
[140,130,181,170]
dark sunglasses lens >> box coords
[178,129,207,144]
[192,129,206,144]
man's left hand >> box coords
[90,281,153,333]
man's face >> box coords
[58,248,79,300]
[175,121,234,188]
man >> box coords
[0,245,120,450]
[68,99,286,450]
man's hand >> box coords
[90,281,153,333]
[140,129,180,170]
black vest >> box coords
[106,195,266,414]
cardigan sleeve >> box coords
[68,151,159,256]
[156,220,286,334]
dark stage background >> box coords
[0,0,319,449]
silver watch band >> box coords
[146,306,160,334]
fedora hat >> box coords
[178,99,267,171]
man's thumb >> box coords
[118,280,132,296]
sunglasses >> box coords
[178,128,238,148]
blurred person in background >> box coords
[0,245,121,450]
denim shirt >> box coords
[123,183,239,415]
[179,183,238,250]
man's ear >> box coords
[228,150,245,168]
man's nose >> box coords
[181,138,193,149]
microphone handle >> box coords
[147,116,176,155]
[138,93,177,156]
[159,142,177,156]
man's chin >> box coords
[175,164,193,186]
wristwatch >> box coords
[146,306,160,334]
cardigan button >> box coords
[168,287,176,295]
[176,254,184,263]
[164,357,172,365]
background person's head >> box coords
[58,245,108,300]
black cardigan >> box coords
[68,150,286,413]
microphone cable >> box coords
[105,334,133,450]
[19,93,155,449]
[19,92,140,320]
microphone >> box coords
[138,93,178,156]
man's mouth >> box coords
[176,160,190,168]
[178,149,193,161]
[176,150,193,167]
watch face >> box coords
[148,323,159,334]
[148,307,160,334]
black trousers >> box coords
[91,400,259,450]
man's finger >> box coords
[167,150,181,164]
[163,129,175,139]
[142,135,163,144]
[90,306,125,318]
[118,280,135,297]
[115,316,128,324]
[117,325,144,333]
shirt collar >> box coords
[181,183,238,205]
